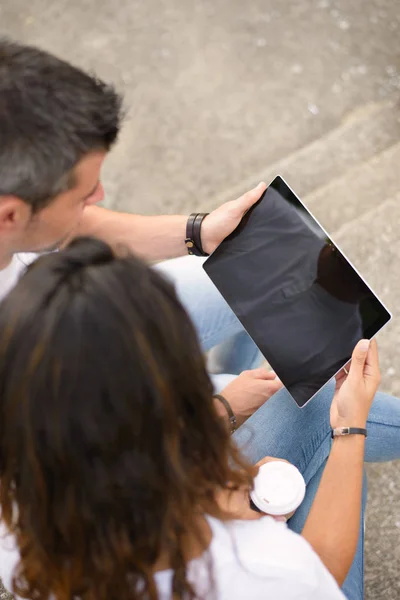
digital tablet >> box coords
[203,175,391,407]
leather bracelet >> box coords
[331,427,367,438]
[185,213,209,257]
[213,394,237,434]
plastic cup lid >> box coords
[250,461,306,516]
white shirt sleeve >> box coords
[1,514,348,600]
[210,516,347,600]
[292,536,347,600]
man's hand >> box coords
[218,367,283,427]
[201,182,267,255]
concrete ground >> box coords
[0,0,399,597]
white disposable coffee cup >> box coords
[250,461,306,518]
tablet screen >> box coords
[203,176,391,407]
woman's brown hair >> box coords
[0,238,254,600]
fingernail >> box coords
[257,181,266,188]
[359,339,370,352]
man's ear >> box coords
[0,196,31,234]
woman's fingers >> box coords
[267,379,284,395]
[250,367,279,380]
[254,377,283,400]
[364,338,381,385]
[347,338,381,400]
[348,339,370,380]
[256,456,289,468]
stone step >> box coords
[304,140,400,232]
[202,95,400,211]
[333,191,400,276]
[331,191,400,397]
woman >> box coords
[0,238,398,600]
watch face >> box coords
[332,427,346,438]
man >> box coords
[0,38,281,422]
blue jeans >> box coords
[155,256,263,389]
[157,256,400,600]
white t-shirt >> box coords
[0,253,38,302]
[155,516,346,599]
[0,258,345,599]
[0,515,345,600]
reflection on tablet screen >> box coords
[203,176,391,407]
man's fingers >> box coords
[236,182,267,213]
[349,339,370,379]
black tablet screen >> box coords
[203,176,391,407]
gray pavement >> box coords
[0,0,399,598]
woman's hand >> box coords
[330,338,381,429]
[219,368,283,427]
[216,456,289,521]
[255,456,289,469]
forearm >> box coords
[301,435,365,586]
[73,183,266,260]
[76,206,188,261]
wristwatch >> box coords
[331,427,367,438]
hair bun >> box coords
[62,237,115,270]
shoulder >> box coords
[0,253,40,301]
[211,515,312,564]
[15,252,40,268]
[206,517,345,599]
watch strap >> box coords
[331,427,367,438]
[185,213,209,256]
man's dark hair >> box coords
[0,38,124,211]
